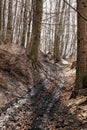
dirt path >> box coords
[0,61,65,130]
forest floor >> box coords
[0,44,87,130]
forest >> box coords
[0,0,87,129]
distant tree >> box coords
[2,0,7,42]
[63,0,70,58]
[21,0,28,47]
[15,0,24,44]
[12,0,18,43]
[6,0,13,43]
[26,0,43,63]
[27,10,32,46]
[75,0,87,89]
[54,0,61,62]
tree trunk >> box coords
[53,0,61,62]
[75,0,87,89]
[54,28,60,62]
[0,0,2,42]
[2,0,6,42]
[6,0,13,43]
[26,0,43,63]
[21,0,28,47]
[27,11,32,46]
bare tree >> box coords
[6,0,13,43]
[21,0,28,47]
[75,0,87,89]
[0,0,2,42]
[1,0,7,42]
[26,0,43,63]
[54,0,61,62]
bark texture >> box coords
[75,0,87,89]
[0,0,2,41]
[26,0,43,62]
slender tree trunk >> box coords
[27,11,32,46]
[54,27,60,62]
[21,0,28,47]
[12,0,18,43]
[2,0,6,42]
[54,0,61,62]
[63,0,70,58]
[6,0,13,43]
[16,0,24,45]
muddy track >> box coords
[0,63,65,130]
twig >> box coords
[63,0,87,21]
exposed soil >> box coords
[0,44,87,130]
